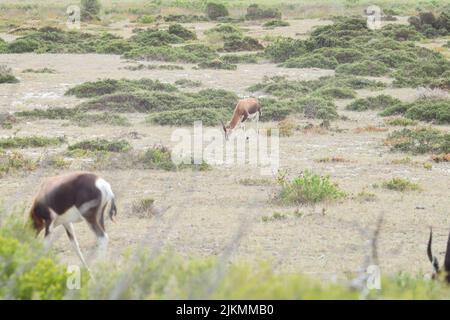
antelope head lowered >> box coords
[30,172,117,269]
[427,227,450,283]
[221,97,261,140]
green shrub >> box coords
[264,37,306,62]
[148,108,229,126]
[277,170,346,205]
[0,150,36,176]
[0,65,19,84]
[313,86,356,99]
[204,24,242,38]
[174,79,202,88]
[65,78,177,98]
[245,4,281,20]
[22,68,56,74]
[263,20,290,28]
[384,117,418,126]
[346,95,402,111]
[384,127,450,154]
[295,97,338,120]
[197,59,237,70]
[0,136,64,149]
[248,76,310,98]
[136,15,155,24]
[135,145,177,171]
[68,139,131,153]
[336,60,390,76]
[124,44,218,63]
[129,28,183,46]
[168,24,197,40]
[282,54,338,69]
[381,178,421,191]
[404,99,450,124]
[205,3,229,20]
[221,53,259,64]
[380,98,450,124]
[81,0,101,21]
[222,35,263,52]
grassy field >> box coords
[0,0,450,299]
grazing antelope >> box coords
[221,97,261,140]
[427,227,450,283]
[30,172,117,269]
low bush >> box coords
[222,35,263,52]
[0,150,36,176]
[381,98,450,124]
[148,108,229,126]
[135,145,177,171]
[263,20,290,28]
[384,117,418,126]
[81,0,101,21]
[312,86,356,99]
[335,60,390,77]
[245,4,281,20]
[197,59,237,70]
[65,78,177,98]
[124,44,218,63]
[264,37,306,62]
[381,178,421,191]
[346,95,401,111]
[0,136,65,149]
[276,170,346,205]
[294,97,338,120]
[282,54,338,69]
[22,68,56,73]
[68,139,131,153]
[205,2,229,20]
[168,24,197,41]
[221,53,259,64]
[174,79,202,88]
[384,127,450,154]
[0,65,19,84]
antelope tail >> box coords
[109,198,118,222]
[427,227,440,274]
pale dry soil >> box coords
[0,18,449,283]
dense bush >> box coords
[205,2,229,20]
[335,60,390,76]
[263,20,290,28]
[264,37,306,63]
[312,86,356,99]
[65,78,177,98]
[81,0,101,21]
[168,24,197,40]
[282,54,338,69]
[129,28,183,46]
[0,65,19,84]
[384,127,450,154]
[0,136,64,149]
[124,44,218,63]
[294,97,338,120]
[245,4,281,20]
[222,35,263,52]
[276,170,346,205]
[346,95,401,111]
[148,108,229,126]
[408,11,450,37]
[380,98,450,124]
[68,139,131,153]
[197,59,237,70]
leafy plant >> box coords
[276,170,346,205]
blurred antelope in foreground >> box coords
[221,97,262,140]
[427,227,450,283]
[29,172,117,269]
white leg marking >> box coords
[95,233,109,259]
[64,223,90,269]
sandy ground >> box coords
[0,19,449,282]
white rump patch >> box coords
[95,178,114,207]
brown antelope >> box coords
[30,172,117,269]
[221,97,261,140]
[427,227,450,283]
